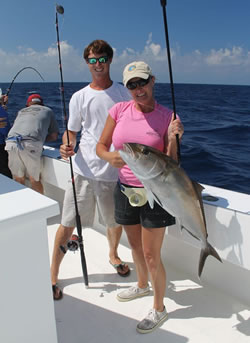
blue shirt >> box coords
[0,106,10,144]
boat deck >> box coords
[47,218,250,343]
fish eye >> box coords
[142,148,150,155]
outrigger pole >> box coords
[55,4,89,287]
[5,66,44,97]
[160,0,181,163]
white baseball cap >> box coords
[123,61,152,87]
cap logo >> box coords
[128,65,136,72]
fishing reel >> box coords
[121,186,148,207]
[60,234,80,254]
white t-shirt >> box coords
[68,82,131,181]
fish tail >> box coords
[198,242,222,278]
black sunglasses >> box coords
[127,76,151,90]
[87,56,109,64]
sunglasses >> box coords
[87,56,109,64]
[127,76,151,90]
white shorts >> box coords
[5,141,43,181]
[61,174,118,229]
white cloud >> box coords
[0,41,87,83]
[144,32,162,57]
[1,35,250,85]
[205,47,245,65]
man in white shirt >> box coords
[51,39,131,300]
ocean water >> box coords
[1,81,249,195]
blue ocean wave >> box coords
[1,81,249,194]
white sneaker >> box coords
[136,307,168,334]
[117,285,150,302]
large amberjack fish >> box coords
[119,143,222,277]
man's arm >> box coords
[0,117,7,129]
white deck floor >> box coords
[47,218,250,343]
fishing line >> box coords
[55,3,89,287]
[160,0,181,163]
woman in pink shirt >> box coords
[96,61,184,334]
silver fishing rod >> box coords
[56,3,89,287]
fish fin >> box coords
[145,189,163,210]
[146,191,155,209]
[192,180,205,194]
[181,226,200,241]
[192,180,207,232]
[198,242,222,278]
[152,191,163,207]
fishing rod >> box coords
[55,4,89,287]
[160,0,181,164]
[6,66,45,97]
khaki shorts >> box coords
[5,141,43,181]
[61,174,118,229]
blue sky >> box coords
[1,0,250,85]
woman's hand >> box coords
[168,113,184,141]
[107,151,126,168]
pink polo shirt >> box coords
[109,100,173,187]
